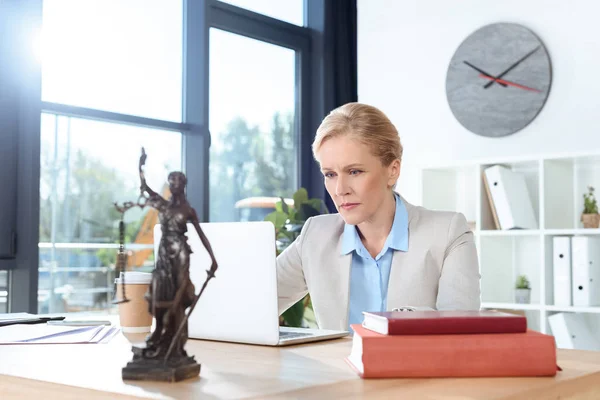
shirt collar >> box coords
[340,192,409,255]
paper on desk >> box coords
[0,313,38,323]
[0,323,120,345]
[96,326,119,344]
[0,324,104,344]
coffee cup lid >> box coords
[115,271,152,284]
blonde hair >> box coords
[312,102,403,166]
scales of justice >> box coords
[113,147,219,382]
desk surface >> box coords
[1,326,600,400]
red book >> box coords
[346,324,559,378]
[362,310,527,335]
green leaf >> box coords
[280,196,290,214]
[265,211,287,230]
[307,198,324,213]
[287,208,297,222]
[275,201,283,212]
[299,203,320,221]
[293,188,308,209]
[281,299,305,327]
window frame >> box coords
[4,0,339,313]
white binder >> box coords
[553,237,572,306]
[548,312,600,351]
[571,236,600,307]
[483,165,538,230]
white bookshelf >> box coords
[418,151,600,348]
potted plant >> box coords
[581,186,600,228]
[265,188,328,328]
[515,275,531,304]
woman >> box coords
[276,103,481,332]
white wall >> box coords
[358,0,600,205]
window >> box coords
[219,0,304,26]
[209,29,297,222]
[6,0,344,314]
[38,114,181,314]
[0,271,7,313]
[32,0,186,314]
[41,0,183,121]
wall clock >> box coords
[445,23,552,138]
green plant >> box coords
[583,186,599,214]
[265,188,328,328]
[515,275,530,290]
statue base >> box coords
[122,346,201,382]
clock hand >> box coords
[463,61,507,87]
[484,45,541,89]
[478,74,541,92]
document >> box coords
[0,323,118,344]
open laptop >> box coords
[153,221,349,346]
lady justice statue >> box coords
[121,148,219,382]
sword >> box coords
[163,269,216,364]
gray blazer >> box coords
[276,196,481,331]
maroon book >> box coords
[362,310,527,335]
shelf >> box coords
[420,166,478,224]
[546,306,600,314]
[476,230,541,236]
[481,302,542,311]
[482,303,600,313]
[543,229,600,235]
[420,152,600,339]
[479,235,541,304]
[476,229,600,236]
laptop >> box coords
[153,221,349,346]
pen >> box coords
[0,316,65,327]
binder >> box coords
[548,312,600,351]
[571,236,600,307]
[483,165,538,230]
[482,172,501,229]
[552,237,572,306]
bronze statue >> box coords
[121,148,219,382]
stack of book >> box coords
[345,310,560,378]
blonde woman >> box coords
[277,102,481,331]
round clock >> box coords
[445,23,552,137]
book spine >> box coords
[361,334,557,378]
[386,317,527,335]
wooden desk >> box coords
[1,328,600,399]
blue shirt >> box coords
[341,193,409,331]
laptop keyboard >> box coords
[279,330,313,340]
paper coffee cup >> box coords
[115,271,153,333]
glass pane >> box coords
[0,271,7,313]
[209,29,297,222]
[41,0,183,122]
[220,0,304,26]
[38,114,182,314]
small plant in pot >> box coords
[515,275,531,304]
[581,186,600,229]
